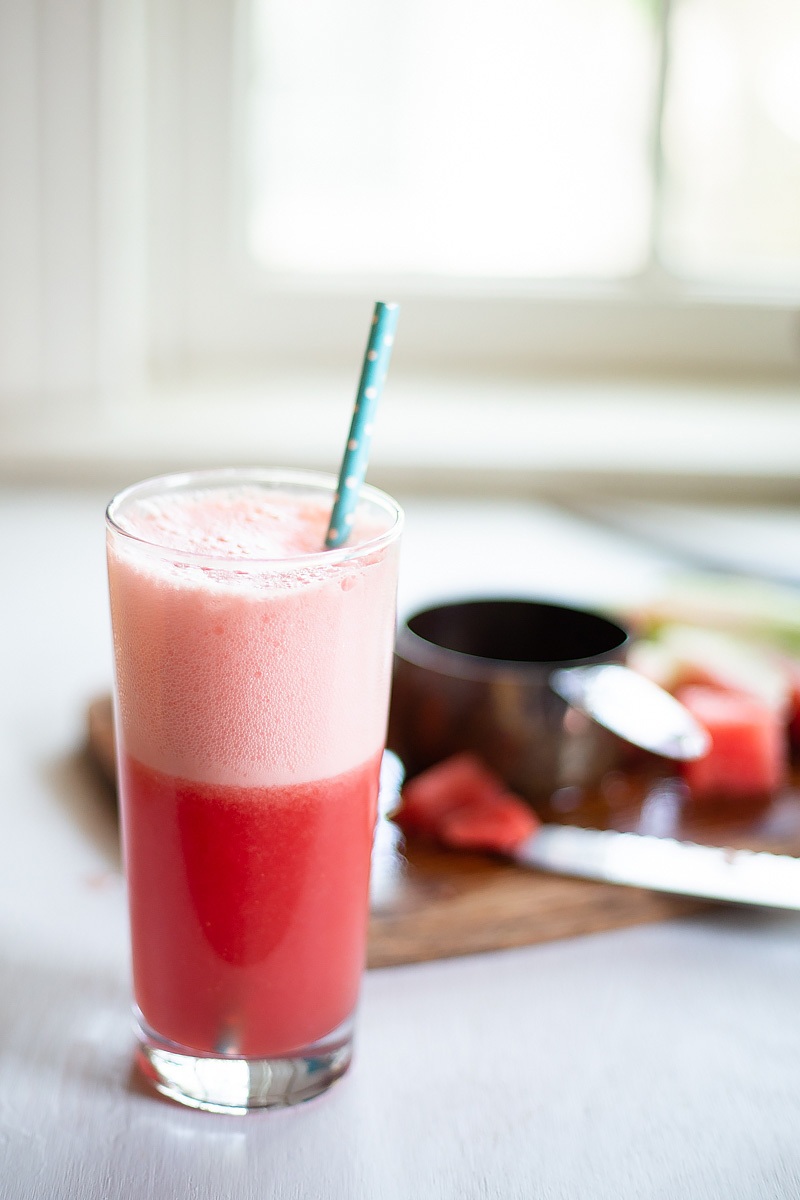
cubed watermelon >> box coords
[398,752,539,852]
[399,753,507,832]
[676,685,788,799]
[439,797,540,853]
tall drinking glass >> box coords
[106,468,403,1112]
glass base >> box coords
[134,1015,354,1113]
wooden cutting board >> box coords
[87,697,706,968]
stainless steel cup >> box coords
[388,597,706,806]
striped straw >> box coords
[325,301,400,549]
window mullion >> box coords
[644,0,674,285]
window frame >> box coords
[145,0,800,384]
[1,0,797,428]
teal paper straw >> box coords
[325,301,400,549]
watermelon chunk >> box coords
[676,685,788,799]
[439,797,540,853]
[399,753,506,831]
[398,753,539,853]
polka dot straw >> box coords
[325,301,400,549]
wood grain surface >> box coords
[366,843,703,966]
[87,696,704,967]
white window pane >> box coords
[247,0,657,279]
[661,0,800,285]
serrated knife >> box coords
[514,823,800,909]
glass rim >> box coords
[105,466,404,568]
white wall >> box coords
[0,0,147,417]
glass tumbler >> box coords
[106,468,402,1112]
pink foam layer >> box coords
[108,487,399,788]
[118,487,358,560]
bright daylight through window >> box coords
[247,0,800,289]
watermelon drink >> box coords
[106,469,402,1111]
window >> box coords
[248,0,657,279]
[247,0,800,287]
[662,0,800,284]
[1,0,799,426]
[146,0,800,379]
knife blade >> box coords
[514,823,800,909]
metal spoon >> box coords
[551,663,711,761]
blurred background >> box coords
[1,0,799,515]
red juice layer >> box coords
[120,752,381,1058]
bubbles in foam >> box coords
[116,485,383,562]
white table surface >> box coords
[3,486,800,1200]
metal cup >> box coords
[388,598,638,805]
